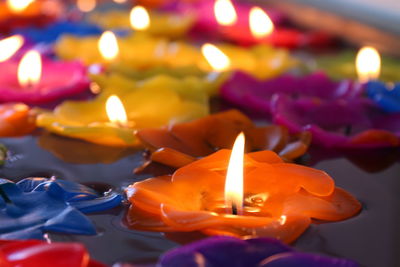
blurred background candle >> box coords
[0,49,89,105]
[0,0,63,34]
[55,33,297,80]
[0,103,36,136]
[88,5,195,38]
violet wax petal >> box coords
[158,236,359,267]
[366,80,400,113]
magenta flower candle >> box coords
[0,51,89,105]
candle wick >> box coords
[232,203,238,215]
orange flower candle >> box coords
[135,110,311,173]
[0,103,36,136]
[126,134,361,243]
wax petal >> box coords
[0,104,36,137]
[135,110,310,173]
[158,236,358,267]
[0,178,122,239]
[284,188,362,221]
[0,240,107,267]
[259,252,359,267]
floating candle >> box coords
[181,0,285,37]
[37,75,209,146]
[157,236,359,267]
[220,5,334,49]
[0,0,61,34]
[126,135,361,243]
[135,110,311,173]
[0,177,122,239]
[88,6,195,38]
[0,240,106,267]
[221,71,362,118]
[0,50,89,105]
[55,33,297,80]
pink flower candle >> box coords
[0,50,89,105]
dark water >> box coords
[0,132,399,267]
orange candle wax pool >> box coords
[0,103,36,136]
[126,141,361,243]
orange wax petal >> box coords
[150,148,197,169]
[161,204,274,232]
[202,214,311,244]
[272,163,335,196]
[135,110,311,173]
[350,130,399,146]
[0,104,36,137]
[127,205,171,232]
[247,150,284,164]
[284,188,362,221]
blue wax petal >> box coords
[366,81,400,113]
[72,194,123,213]
[0,178,122,240]
[43,206,96,235]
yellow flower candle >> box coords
[55,33,297,80]
[37,75,209,147]
[88,6,195,38]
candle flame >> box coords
[18,50,42,88]
[113,0,126,3]
[7,0,34,13]
[77,0,96,13]
[225,132,245,215]
[214,0,237,26]
[130,6,150,31]
[106,95,128,125]
[98,31,119,61]
[249,7,274,39]
[201,43,231,72]
[356,46,381,83]
[0,35,24,62]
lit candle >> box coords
[356,46,381,83]
[0,0,61,34]
[98,31,119,63]
[0,35,24,62]
[37,75,209,146]
[126,134,361,243]
[0,49,89,104]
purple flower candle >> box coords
[158,236,359,267]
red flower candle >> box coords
[126,134,361,243]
